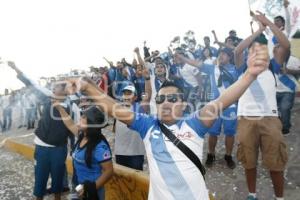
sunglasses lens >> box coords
[155,94,183,104]
[167,94,178,103]
[155,95,165,104]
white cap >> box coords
[122,85,136,94]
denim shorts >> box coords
[33,144,67,197]
[208,107,237,136]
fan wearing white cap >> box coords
[114,84,147,170]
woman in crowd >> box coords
[201,47,216,65]
[55,104,113,200]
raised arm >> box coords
[144,50,159,63]
[7,61,54,100]
[256,11,290,51]
[73,78,135,125]
[103,57,114,68]
[212,30,235,49]
[284,0,291,37]
[215,41,235,50]
[134,47,145,67]
[54,104,79,135]
[174,53,202,67]
[234,22,265,67]
[142,67,152,102]
[200,43,269,127]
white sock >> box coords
[276,198,284,200]
[249,193,256,198]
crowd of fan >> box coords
[0,2,300,200]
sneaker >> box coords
[205,153,215,168]
[282,129,290,136]
[246,195,258,200]
[224,155,236,169]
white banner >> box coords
[249,0,300,39]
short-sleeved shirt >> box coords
[169,64,185,89]
[201,63,239,101]
[129,112,210,200]
[202,46,218,57]
[133,76,145,102]
[115,103,146,156]
[178,64,200,88]
[270,58,299,93]
[73,140,112,184]
[237,63,278,116]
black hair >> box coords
[201,47,213,59]
[203,36,210,41]
[158,80,185,99]
[229,30,236,35]
[249,33,268,48]
[274,15,285,25]
[85,118,110,168]
[76,107,110,168]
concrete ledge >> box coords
[3,139,215,200]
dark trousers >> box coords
[26,108,36,129]
[2,107,12,131]
[116,155,144,170]
[34,145,68,197]
[276,92,295,133]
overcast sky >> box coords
[0,0,253,94]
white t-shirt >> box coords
[179,64,199,87]
[203,57,216,65]
[115,120,145,156]
[238,69,278,117]
[275,56,300,93]
[129,112,209,200]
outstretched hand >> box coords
[284,0,290,8]
[257,21,266,32]
[66,77,92,93]
[7,61,22,74]
[134,47,140,54]
[254,11,271,27]
[246,43,269,77]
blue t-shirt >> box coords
[133,76,145,102]
[169,64,185,89]
[201,63,239,100]
[73,140,112,184]
[270,58,297,92]
[202,46,218,58]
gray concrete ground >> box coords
[0,99,300,199]
[0,148,70,200]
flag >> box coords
[249,0,300,39]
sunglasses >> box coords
[155,93,184,104]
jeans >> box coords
[116,155,144,170]
[276,92,295,133]
[26,108,36,128]
[2,107,12,131]
[34,145,68,198]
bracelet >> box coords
[145,77,150,80]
